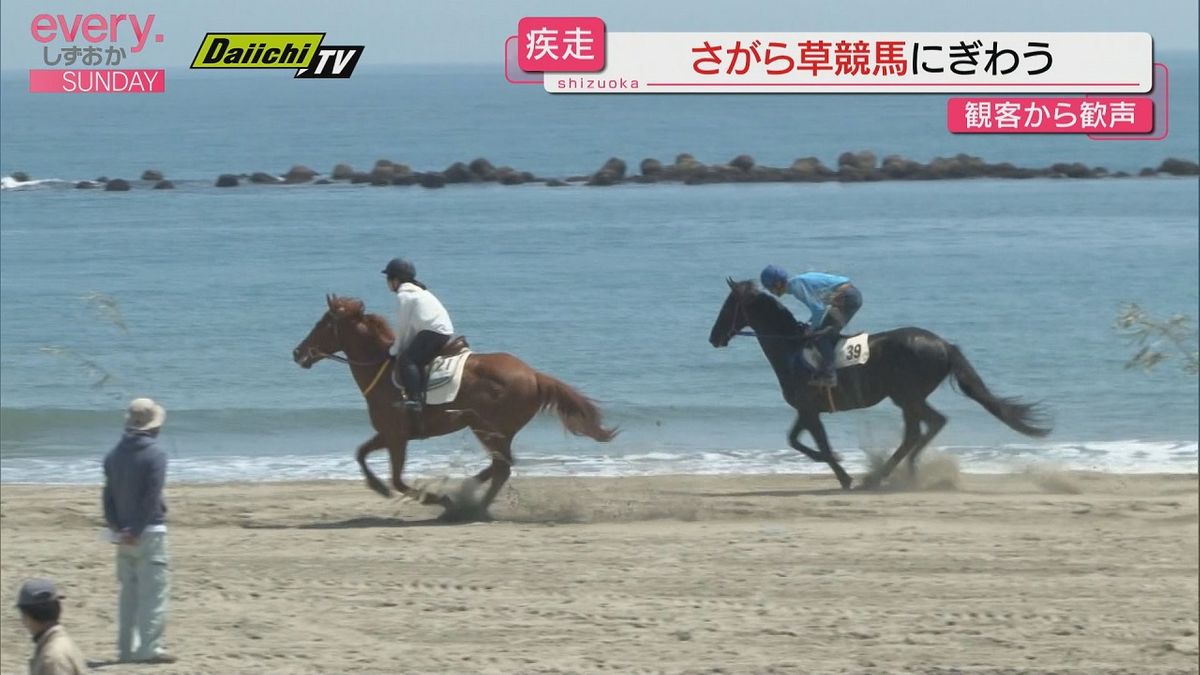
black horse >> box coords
[709,279,1051,489]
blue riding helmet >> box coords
[381,258,416,281]
[760,265,789,288]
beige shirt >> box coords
[29,625,88,675]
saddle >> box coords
[438,335,469,357]
[791,332,870,375]
[393,335,472,404]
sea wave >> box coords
[2,439,1194,485]
[0,176,69,190]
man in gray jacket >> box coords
[103,398,175,664]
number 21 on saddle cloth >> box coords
[395,336,472,405]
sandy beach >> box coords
[1,464,1197,674]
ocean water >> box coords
[1,57,1197,484]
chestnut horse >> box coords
[292,295,617,512]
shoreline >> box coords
[2,467,1199,488]
[2,471,1196,673]
[4,434,1199,486]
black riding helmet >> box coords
[381,258,416,281]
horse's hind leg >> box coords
[863,405,922,489]
[473,465,495,483]
[472,430,514,511]
[904,400,947,474]
[470,426,502,483]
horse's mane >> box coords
[328,295,395,347]
[737,280,801,330]
[361,313,395,343]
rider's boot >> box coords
[392,360,426,435]
[811,333,838,388]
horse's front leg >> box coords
[797,414,853,490]
[355,432,390,498]
[787,414,824,463]
[385,435,454,510]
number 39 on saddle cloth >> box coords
[391,336,472,405]
[793,332,870,374]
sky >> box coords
[1,0,1197,70]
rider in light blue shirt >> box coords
[761,265,863,388]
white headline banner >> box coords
[544,32,1153,94]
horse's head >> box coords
[292,294,367,368]
[709,277,801,347]
[709,278,758,347]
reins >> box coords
[735,330,799,340]
[730,294,806,342]
[304,312,392,397]
[729,290,836,408]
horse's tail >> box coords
[948,344,1052,438]
[534,372,619,442]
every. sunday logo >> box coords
[190,33,364,78]
[29,12,165,93]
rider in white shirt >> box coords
[382,258,454,430]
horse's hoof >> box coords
[438,507,492,524]
[437,506,473,524]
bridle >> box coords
[299,311,394,398]
[726,289,749,342]
[302,311,389,367]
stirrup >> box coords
[809,373,838,388]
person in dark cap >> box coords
[381,258,455,434]
[103,398,175,664]
[15,578,88,675]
